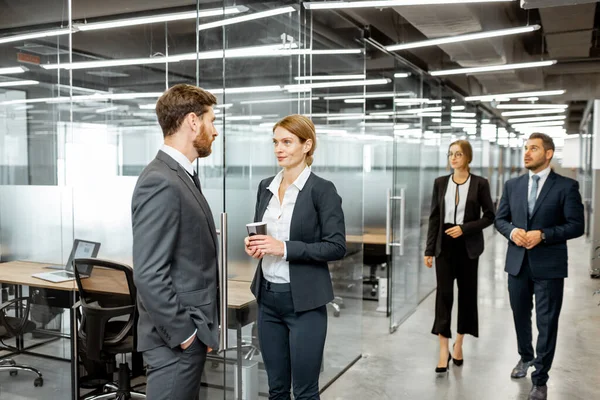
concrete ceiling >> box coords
[1,0,599,134]
[347,0,600,133]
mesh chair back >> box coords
[73,258,136,361]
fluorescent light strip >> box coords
[41,44,358,70]
[513,121,565,128]
[198,6,295,31]
[304,0,514,10]
[345,99,366,104]
[508,115,566,124]
[75,7,248,31]
[241,97,319,104]
[386,24,539,52]
[138,103,156,110]
[466,90,565,102]
[496,104,568,110]
[327,115,391,121]
[295,75,365,81]
[96,106,119,113]
[519,97,539,101]
[395,98,429,103]
[501,109,566,117]
[430,60,556,76]
[324,92,405,100]
[215,103,233,108]
[223,116,263,121]
[285,78,390,92]
[394,73,410,78]
[0,80,39,87]
[210,86,282,94]
[0,28,71,45]
[0,66,27,74]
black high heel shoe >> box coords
[435,353,452,373]
[452,343,463,366]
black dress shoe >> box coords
[511,359,532,379]
[435,353,452,373]
[452,343,463,366]
[529,384,547,400]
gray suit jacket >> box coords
[250,173,347,312]
[132,150,219,352]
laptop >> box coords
[32,239,101,283]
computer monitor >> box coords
[65,239,101,275]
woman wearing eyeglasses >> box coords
[424,139,495,374]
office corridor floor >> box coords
[322,235,600,400]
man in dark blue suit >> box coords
[495,133,584,400]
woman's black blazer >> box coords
[425,173,495,260]
[249,172,347,312]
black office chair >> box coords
[73,258,145,400]
[0,291,44,387]
[363,243,388,298]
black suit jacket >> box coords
[425,173,495,259]
[249,172,347,313]
[494,170,584,279]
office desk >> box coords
[347,228,387,245]
[0,261,256,400]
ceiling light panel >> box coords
[387,24,538,52]
[0,80,39,87]
[304,0,514,10]
[295,74,366,81]
[507,115,566,124]
[74,7,248,31]
[501,109,567,117]
[198,6,296,31]
[430,60,556,76]
[496,104,568,110]
[466,90,565,102]
[0,28,70,45]
[0,67,27,74]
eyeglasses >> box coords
[447,152,464,159]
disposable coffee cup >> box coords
[246,222,267,236]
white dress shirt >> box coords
[261,166,312,283]
[159,144,198,346]
[510,166,552,242]
[444,175,471,225]
[160,144,195,183]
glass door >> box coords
[388,70,423,332]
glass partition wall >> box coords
[0,1,526,398]
[0,1,364,399]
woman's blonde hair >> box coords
[449,139,473,170]
[273,114,317,166]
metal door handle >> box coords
[386,188,405,255]
[218,212,228,352]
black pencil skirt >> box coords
[431,224,479,338]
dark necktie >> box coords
[188,171,202,193]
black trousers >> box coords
[258,281,327,400]
[508,257,564,386]
[432,225,479,338]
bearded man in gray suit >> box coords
[132,84,219,400]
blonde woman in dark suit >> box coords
[244,115,346,399]
[424,139,495,373]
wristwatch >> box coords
[540,231,546,242]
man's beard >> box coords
[525,158,545,171]
[193,125,213,158]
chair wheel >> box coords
[333,310,340,317]
[34,377,44,387]
[10,370,18,376]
